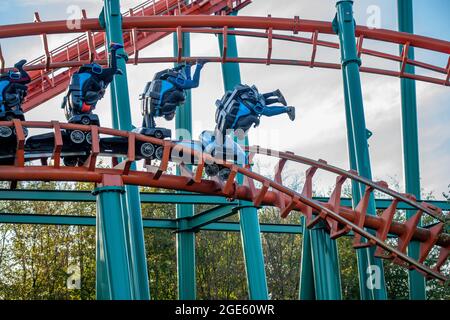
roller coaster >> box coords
[0,0,448,300]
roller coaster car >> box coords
[170,130,248,181]
[99,126,172,161]
[68,113,100,126]
[200,130,248,181]
[0,109,29,165]
[24,128,93,166]
[24,114,99,167]
[0,109,27,139]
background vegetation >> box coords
[0,180,448,300]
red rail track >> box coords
[0,14,448,112]
[0,0,251,112]
[0,120,448,282]
[0,4,448,284]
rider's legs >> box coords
[261,105,289,117]
[262,89,287,106]
[191,63,204,87]
[264,98,279,105]
[181,63,204,89]
[261,105,295,121]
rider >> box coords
[214,84,295,139]
[0,59,31,117]
[61,43,124,123]
[140,60,206,128]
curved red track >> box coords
[0,13,449,112]
[1,120,448,282]
[0,2,448,283]
[1,0,251,112]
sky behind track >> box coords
[0,0,449,198]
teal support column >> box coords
[218,11,269,300]
[342,73,372,300]
[309,223,342,300]
[101,0,150,300]
[334,0,387,300]
[173,32,196,300]
[94,186,133,300]
[298,217,316,300]
[301,222,342,300]
[397,0,426,300]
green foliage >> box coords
[196,231,247,299]
[336,237,360,299]
[145,229,178,300]
[0,223,96,300]
[259,207,301,300]
[0,180,448,300]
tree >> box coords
[0,177,448,300]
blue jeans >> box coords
[168,64,203,90]
[260,105,288,117]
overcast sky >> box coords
[1,0,449,199]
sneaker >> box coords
[14,59,27,70]
[287,107,295,121]
[274,89,287,106]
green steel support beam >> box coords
[397,0,426,300]
[342,72,372,300]
[299,217,316,300]
[309,223,342,300]
[201,222,302,234]
[179,205,238,232]
[102,0,150,300]
[0,213,303,234]
[0,190,232,204]
[0,213,97,226]
[334,0,387,300]
[306,223,342,300]
[1,211,431,239]
[218,11,269,300]
[142,193,236,205]
[173,29,196,300]
[94,186,133,300]
[2,190,449,210]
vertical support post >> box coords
[94,183,133,300]
[309,223,342,300]
[101,0,150,300]
[173,30,196,300]
[342,73,372,300]
[301,221,342,299]
[218,11,269,300]
[334,0,387,300]
[397,0,425,300]
[298,217,316,300]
